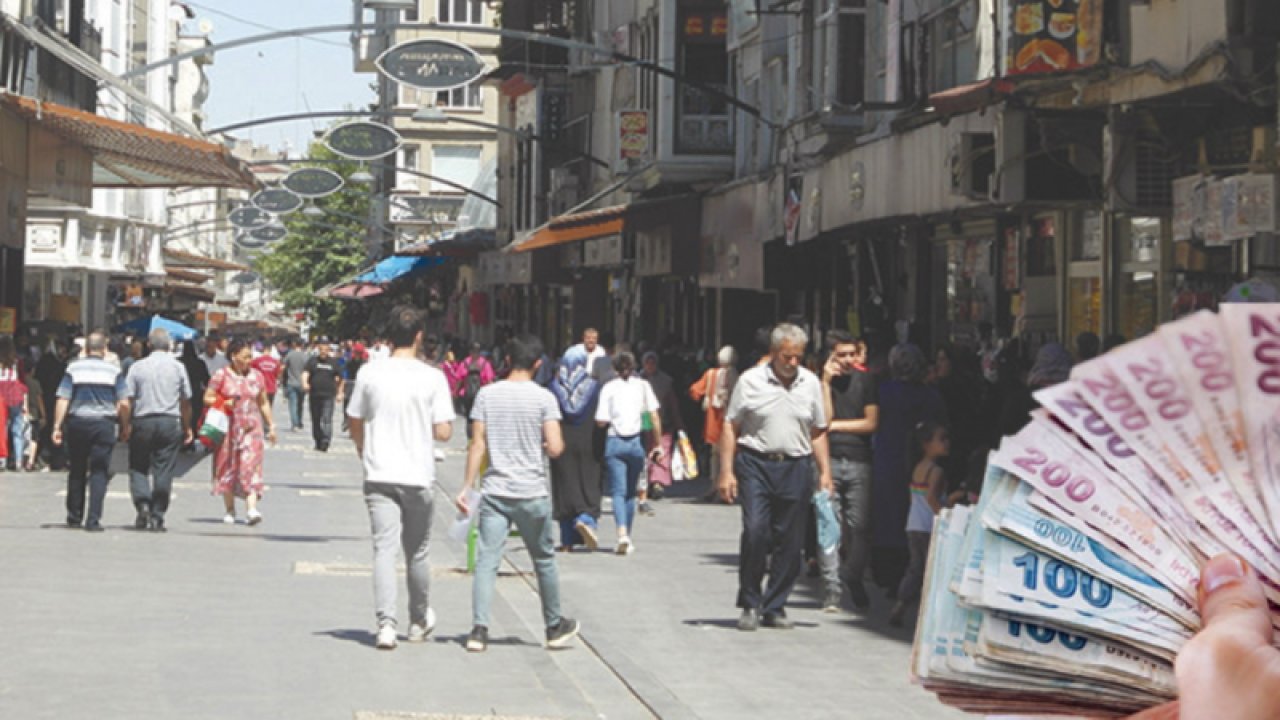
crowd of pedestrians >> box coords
[1,309,1111,655]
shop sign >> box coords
[235,233,266,250]
[1222,174,1279,242]
[1006,0,1102,76]
[252,188,304,215]
[282,168,344,198]
[229,206,273,230]
[618,110,650,170]
[27,224,61,254]
[583,234,624,267]
[635,227,672,277]
[250,225,289,243]
[376,38,487,91]
[324,121,402,161]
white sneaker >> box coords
[616,536,634,555]
[375,623,398,650]
[408,607,437,642]
[222,513,236,525]
[246,509,263,526]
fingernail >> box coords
[1202,554,1249,595]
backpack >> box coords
[464,358,484,404]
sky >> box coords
[190,0,374,157]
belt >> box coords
[738,445,807,462]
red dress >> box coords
[208,367,266,498]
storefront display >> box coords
[945,237,995,343]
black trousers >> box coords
[65,416,117,526]
[735,451,814,615]
[128,415,185,519]
[310,394,335,450]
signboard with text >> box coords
[1006,0,1102,75]
[282,168,344,198]
[252,188,304,214]
[618,110,650,171]
[324,121,402,160]
[376,38,487,91]
[228,206,273,230]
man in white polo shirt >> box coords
[719,323,833,631]
[346,306,456,650]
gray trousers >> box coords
[128,415,184,519]
[820,458,873,596]
[364,481,433,629]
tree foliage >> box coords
[253,143,373,338]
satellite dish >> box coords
[197,18,215,35]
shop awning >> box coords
[166,267,213,284]
[0,93,255,188]
[394,228,498,258]
[513,205,627,253]
[354,255,445,284]
[164,281,215,302]
[163,248,252,273]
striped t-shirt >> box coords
[57,356,127,420]
[470,380,562,499]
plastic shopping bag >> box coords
[676,430,699,480]
[813,490,840,556]
[197,397,230,449]
[448,489,482,543]
[670,447,687,482]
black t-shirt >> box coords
[828,370,878,463]
[305,356,340,397]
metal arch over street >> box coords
[113,22,777,129]
[248,158,499,207]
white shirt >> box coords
[201,350,229,376]
[346,357,456,487]
[595,375,660,437]
[726,364,828,457]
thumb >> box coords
[1196,553,1272,647]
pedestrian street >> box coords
[0,402,961,720]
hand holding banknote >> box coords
[1131,554,1280,720]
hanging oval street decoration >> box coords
[282,167,345,198]
[235,233,267,250]
[375,38,487,91]
[324,121,402,160]
[250,225,289,243]
[228,206,273,230]
[231,271,260,285]
[252,188,304,215]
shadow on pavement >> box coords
[697,552,740,568]
[314,629,378,648]
[435,633,541,649]
[681,617,820,631]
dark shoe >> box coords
[465,625,489,653]
[648,483,665,500]
[822,590,842,614]
[737,608,760,632]
[66,518,82,529]
[888,601,908,628]
[148,516,166,533]
[135,505,151,530]
[762,612,793,630]
[84,522,104,533]
[848,583,871,613]
[546,618,580,649]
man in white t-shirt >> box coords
[346,307,456,650]
[455,333,580,653]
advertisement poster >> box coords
[618,110,650,168]
[1006,0,1102,75]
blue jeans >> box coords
[604,435,645,535]
[473,494,562,630]
[284,385,305,430]
[7,404,25,465]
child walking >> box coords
[890,420,961,626]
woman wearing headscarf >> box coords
[688,345,738,499]
[997,341,1073,436]
[870,344,947,596]
[549,342,606,550]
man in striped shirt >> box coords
[52,332,130,532]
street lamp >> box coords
[302,204,326,218]
[350,169,375,184]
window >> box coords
[927,0,977,95]
[436,84,482,109]
[398,83,417,108]
[430,145,482,193]
[436,0,483,25]
[403,1,419,21]
[675,5,732,154]
[397,145,420,192]
[835,0,866,106]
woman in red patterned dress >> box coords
[205,338,276,525]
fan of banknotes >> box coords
[911,305,1280,717]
